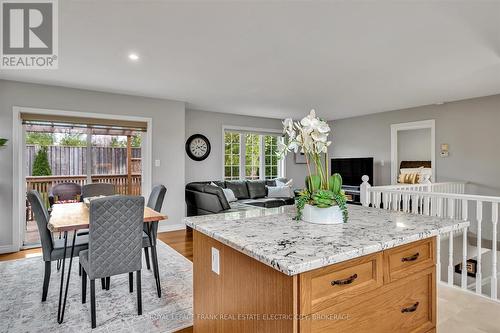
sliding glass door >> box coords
[23,118,144,247]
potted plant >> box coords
[278,110,348,224]
[0,138,7,147]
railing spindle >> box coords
[448,229,454,286]
[492,202,498,300]
[476,201,483,294]
[462,199,468,289]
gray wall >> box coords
[397,128,432,167]
[329,94,500,196]
[0,80,185,248]
[185,109,305,188]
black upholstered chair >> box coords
[48,182,82,207]
[143,184,167,263]
[81,183,115,199]
[142,185,166,297]
[27,190,89,302]
[79,195,144,328]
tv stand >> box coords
[342,185,361,205]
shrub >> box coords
[32,146,52,176]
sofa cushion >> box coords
[186,183,206,192]
[246,180,266,199]
[226,180,250,199]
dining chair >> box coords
[81,183,115,199]
[79,195,144,328]
[142,185,167,271]
[142,185,167,297]
[77,183,116,239]
[103,185,166,295]
[27,190,89,302]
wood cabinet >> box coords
[193,231,436,333]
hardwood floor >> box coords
[0,229,195,333]
[157,228,193,261]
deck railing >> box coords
[360,176,500,301]
[26,174,142,209]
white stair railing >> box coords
[360,177,500,301]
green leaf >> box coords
[330,173,343,194]
[306,175,321,193]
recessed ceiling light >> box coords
[128,53,139,61]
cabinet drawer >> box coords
[305,267,436,333]
[384,238,436,283]
[300,252,383,314]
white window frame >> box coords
[221,125,285,181]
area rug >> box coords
[0,241,193,332]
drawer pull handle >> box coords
[331,273,358,286]
[401,252,420,262]
[401,302,419,313]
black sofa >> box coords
[185,178,295,216]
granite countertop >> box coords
[184,205,469,276]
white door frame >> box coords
[12,106,153,251]
[390,119,435,185]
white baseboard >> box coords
[158,223,186,233]
[0,244,18,254]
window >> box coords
[224,132,240,180]
[245,133,260,180]
[224,129,284,180]
[264,135,279,179]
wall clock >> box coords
[186,134,211,161]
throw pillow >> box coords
[276,178,294,187]
[267,185,294,198]
[222,188,238,202]
[211,182,237,202]
[398,172,419,184]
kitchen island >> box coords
[184,205,469,333]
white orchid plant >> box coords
[278,110,348,222]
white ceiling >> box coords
[1,1,499,120]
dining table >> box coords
[48,202,168,324]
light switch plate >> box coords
[211,247,220,275]
[155,159,161,167]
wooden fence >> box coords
[26,145,141,176]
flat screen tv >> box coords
[331,157,373,186]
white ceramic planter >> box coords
[301,204,343,224]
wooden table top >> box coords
[48,202,168,232]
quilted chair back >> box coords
[88,195,144,279]
[147,185,167,212]
[82,183,115,199]
[51,182,82,201]
[27,190,53,261]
